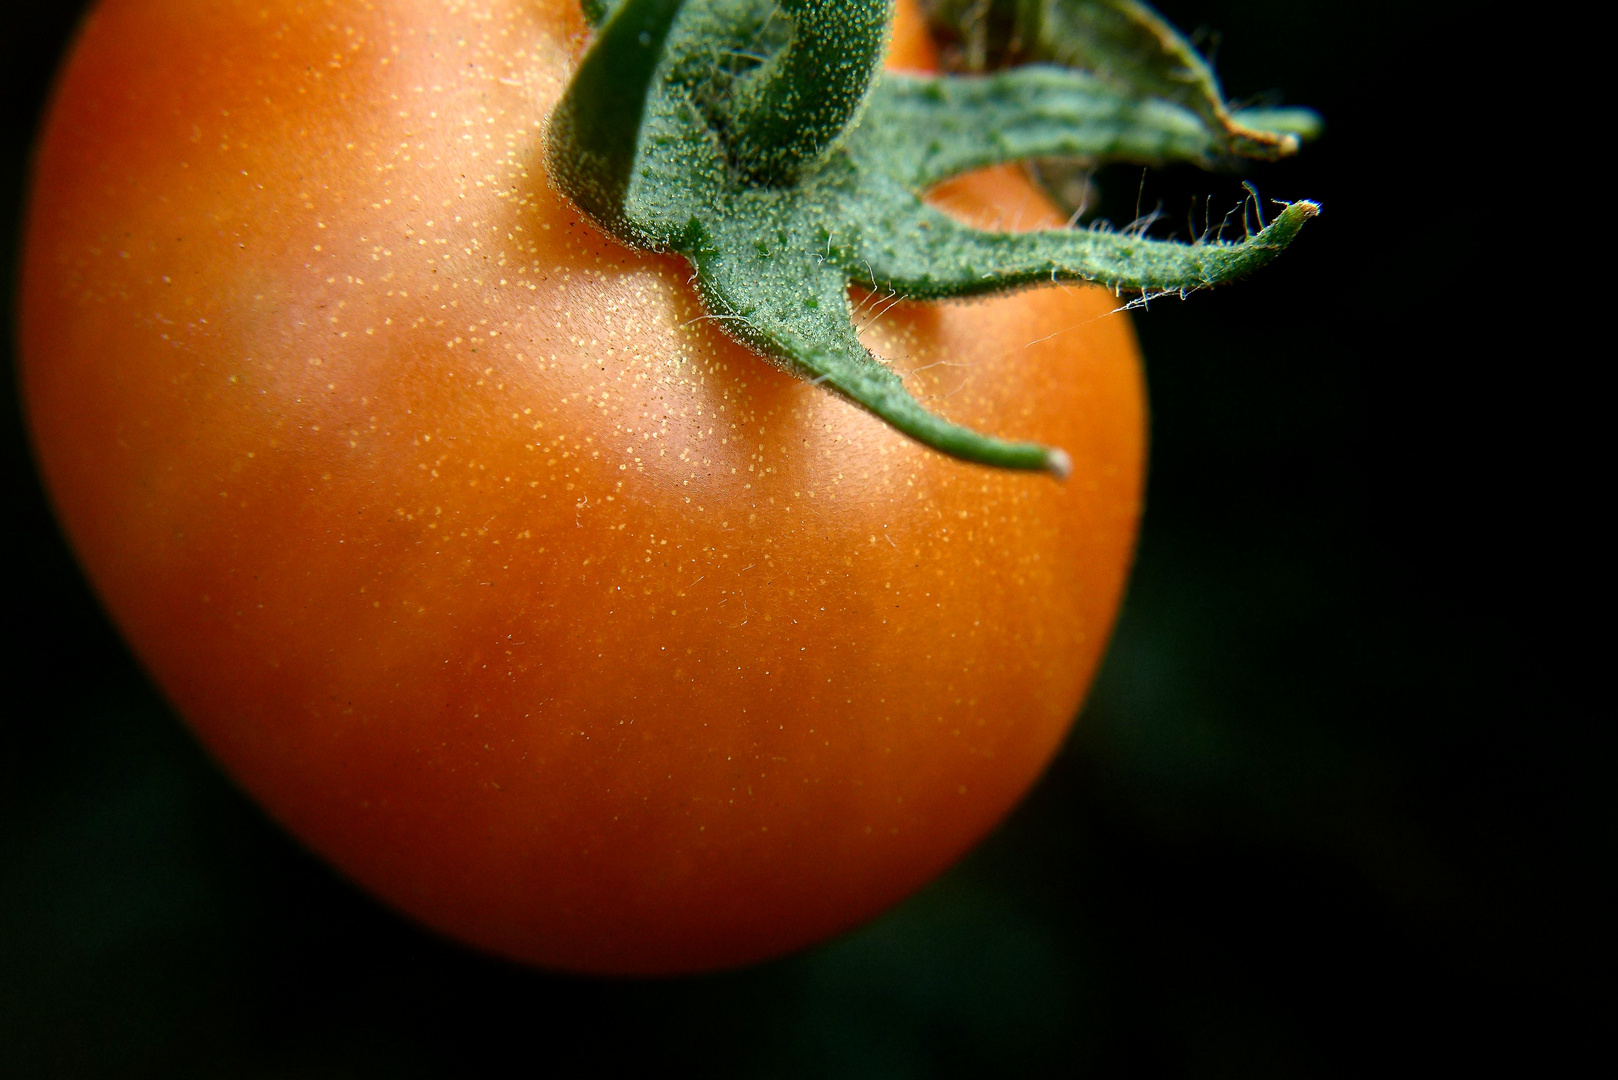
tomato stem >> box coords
[724,0,892,186]
[549,0,1319,475]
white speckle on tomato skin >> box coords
[20,0,1142,976]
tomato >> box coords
[19,0,1143,974]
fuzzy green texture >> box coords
[924,0,1321,157]
[725,0,892,185]
[549,0,1318,474]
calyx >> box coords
[550,0,1319,475]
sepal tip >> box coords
[1045,447,1073,481]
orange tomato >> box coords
[19,0,1144,973]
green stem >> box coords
[724,0,893,185]
[548,0,1319,474]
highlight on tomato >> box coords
[18,0,1315,973]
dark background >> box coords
[1,1,1595,1076]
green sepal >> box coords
[923,0,1323,159]
[580,0,617,27]
[549,0,686,231]
[548,0,1319,474]
[1017,0,1311,159]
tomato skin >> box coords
[20,0,1144,973]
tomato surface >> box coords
[20,0,1144,974]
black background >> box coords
[1,1,1595,1076]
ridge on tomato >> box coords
[19,0,1312,974]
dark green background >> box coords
[2,2,1594,1075]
